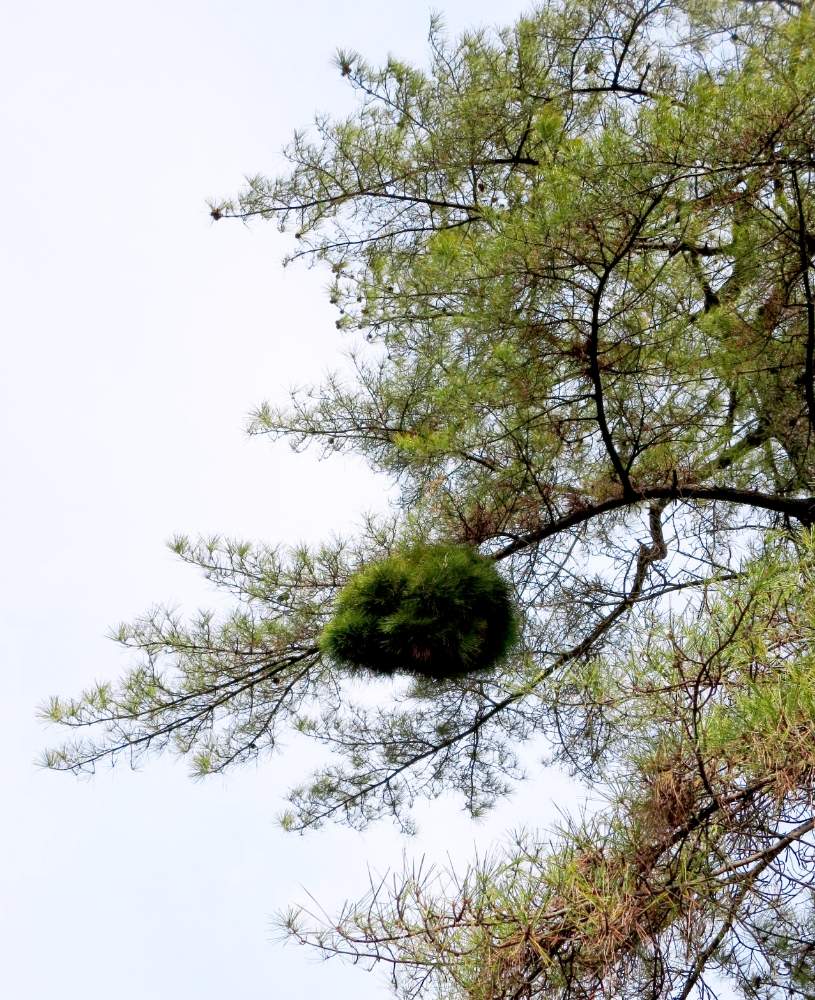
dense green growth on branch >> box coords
[321,543,518,679]
[45,0,815,997]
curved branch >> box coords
[494,486,815,560]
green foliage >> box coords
[320,544,517,680]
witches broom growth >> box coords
[320,544,517,680]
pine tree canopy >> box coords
[44,1,815,997]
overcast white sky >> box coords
[0,3,591,998]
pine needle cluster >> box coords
[320,543,517,680]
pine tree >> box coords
[44,1,815,996]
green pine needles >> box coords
[320,544,517,681]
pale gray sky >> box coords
[0,3,584,998]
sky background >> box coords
[1,2,597,998]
